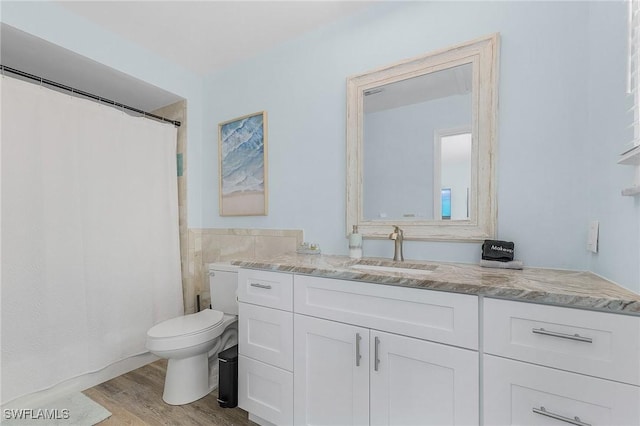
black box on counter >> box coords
[482,240,515,262]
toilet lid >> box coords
[147,309,225,339]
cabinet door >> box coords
[484,355,640,426]
[370,331,479,426]
[294,314,370,426]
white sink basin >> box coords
[350,264,433,276]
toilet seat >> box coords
[146,309,227,352]
[148,309,224,339]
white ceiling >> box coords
[1,1,374,112]
[55,1,374,76]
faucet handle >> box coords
[390,225,404,262]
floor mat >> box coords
[2,392,111,426]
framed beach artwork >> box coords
[218,111,268,216]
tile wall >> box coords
[185,228,303,313]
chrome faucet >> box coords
[389,225,404,262]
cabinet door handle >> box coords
[355,333,362,367]
[533,406,591,426]
[250,282,272,290]
[374,336,380,372]
[532,327,593,343]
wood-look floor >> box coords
[83,360,256,426]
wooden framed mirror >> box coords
[346,34,500,241]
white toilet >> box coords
[146,263,239,405]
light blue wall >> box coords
[586,1,640,292]
[3,1,637,291]
[0,1,206,226]
[203,2,598,274]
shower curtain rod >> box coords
[1,65,181,127]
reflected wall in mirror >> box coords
[363,64,472,222]
[347,34,499,241]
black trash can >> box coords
[217,345,238,408]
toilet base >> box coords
[163,353,216,405]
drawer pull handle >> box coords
[374,336,380,372]
[250,282,272,290]
[532,328,593,343]
[355,333,362,367]
[533,406,591,426]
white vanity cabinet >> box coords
[235,266,640,426]
[483,298,640,426]
[237,269,294,426]
[293,275,479,426]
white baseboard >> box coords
[1,352,159,409]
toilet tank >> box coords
[208,263,239,316]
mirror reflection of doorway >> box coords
[434,129,471,220]
[441,188,451,220]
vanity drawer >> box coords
[483,355,640,426]
[238,355,293,426]
[238,269,293,311]
[239,302,293,371]
[293,274,478,349]
[483,298,640,385]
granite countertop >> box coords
[231,253,640,316]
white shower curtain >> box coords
[1,76,184,404]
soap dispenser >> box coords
[349,225,363,259]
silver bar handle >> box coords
[250,282,272,290]
[532,327,593,343]
[532,406,591,426]
[355,333,362,367]
[374,336,380,372]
